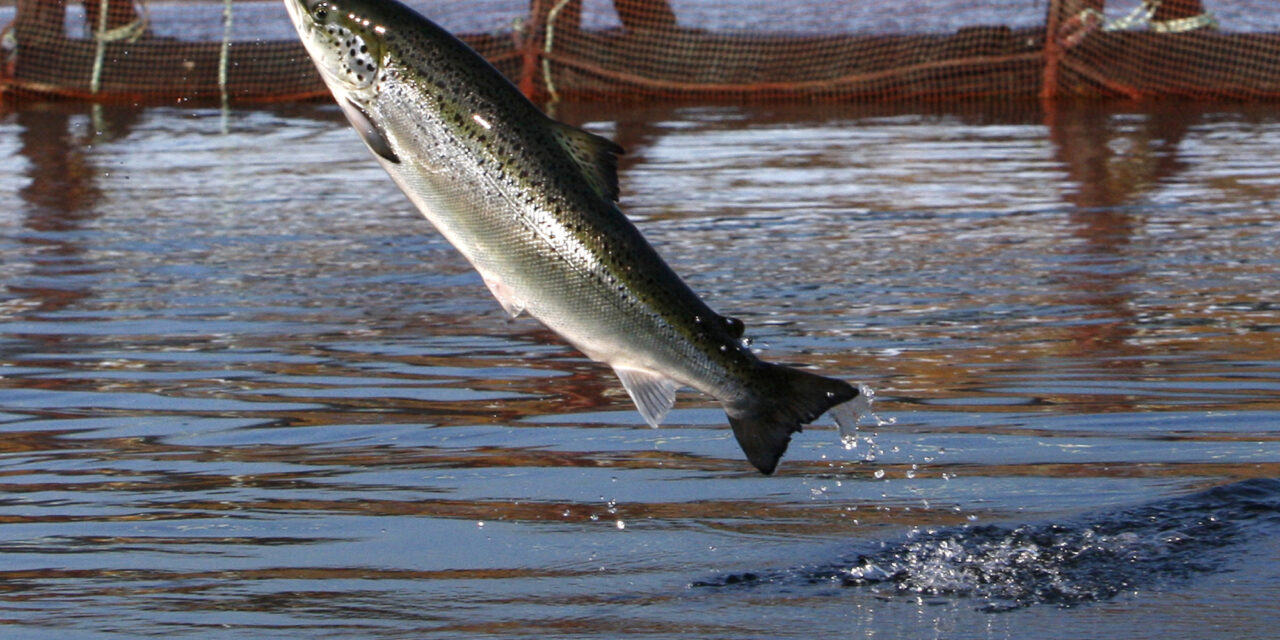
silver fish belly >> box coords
[284,0,861,473]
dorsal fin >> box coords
[550,121,624,202]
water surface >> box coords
[1,99,1278,638]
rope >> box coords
[1150,10,1219,33]
[1079,0,1217,35]
[89,0,150,94]
[92,3,151,42]
[542,0,574,105]
[90,0,110,94]
[219,0,234,122]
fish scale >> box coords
[285,0,862,473]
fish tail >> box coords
[725,364,859,475]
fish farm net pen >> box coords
[1,0,1277,104]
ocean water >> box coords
[0,98,1278,638]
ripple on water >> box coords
[2,100,1280,638]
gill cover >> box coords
[304,0,384,91]
[299,0,399,163]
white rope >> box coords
[1078,0,1217,35]
[91,2,150,42]
[89,0,150,94]
[219,0,234,126]
[1150,10,1218,33]
[90,0,110,94]
[542,0,574,106]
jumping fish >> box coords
[283,0,862,473]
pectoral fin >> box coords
[339,98,400,164]
[613,366,678,428]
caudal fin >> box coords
[725,364,859,475]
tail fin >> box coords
[725,364,859,475]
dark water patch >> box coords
[696,478,1280,612]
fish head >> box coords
[284,0,405,163]
[284,0,389,96]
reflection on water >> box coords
[1,99,1278,638]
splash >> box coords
[695,479,1280,611]
[829,383,894,452]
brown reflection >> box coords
[554,100,1050,194]
[9,104,100,319]
[0,420,992,554]
[1043,101,1203,381]
[9,103,140,316]
[1047,101,1197,210]
[17,105,101,217]
[17,102,143,212]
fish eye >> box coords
[311,1,331,21]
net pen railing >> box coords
[1,0,1277,103]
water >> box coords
[1,98,1278,639]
